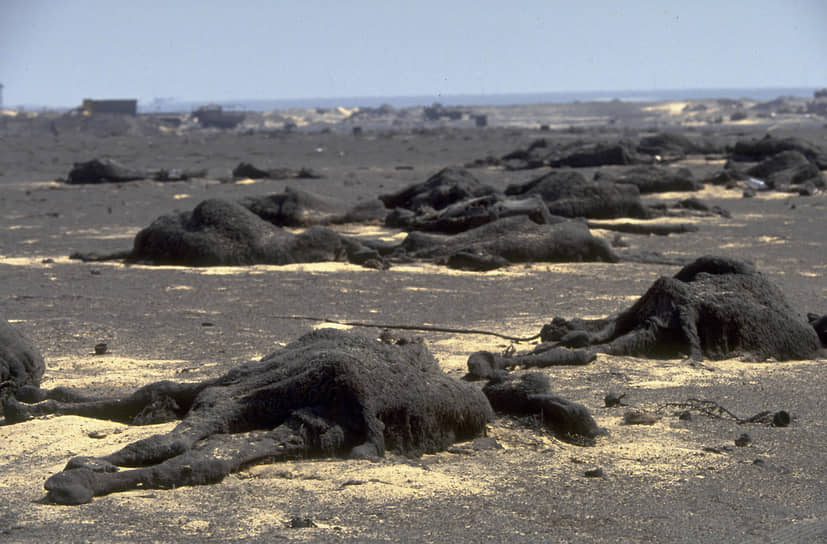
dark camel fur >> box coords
[3,329,493,504]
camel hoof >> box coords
[45,469,96,505]
[2,398,33,424]
[65,456,119,473]
[14,385,48,403]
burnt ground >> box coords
[0,104,825,543]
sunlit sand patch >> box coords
[578,422,720,483]
[0,416,177,526]
[642,101,689,116]
[389,263,515,276]
[0,255,74,266]
[42,356,194,391]
[164,285,193,291]
[61,227,139,240]
[509,355,827,483]
[312,322,353,331]
[191,262,366,275]
[0,416,177,470]
[590,216,706,225]
[333,224,407,243]
[528,262,648,275]
[748,191,793,200]
[643,185,743,201]
[403,286,460,293]
[730,118,764,126]
[245,455,491,503]
[673,157,727,167]
[593,355,827,394]
[397,262,626,277]
[173,193,191,200]
[81,260,658,279]
[235,178,258,185]
[11,180,63,189]
[588,294,640,302]
[232,511,295,539]
[758,236,786,244]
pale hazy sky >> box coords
[1,0,825,107]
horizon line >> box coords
[6,85,822,111]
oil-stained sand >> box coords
[0,106,825,542]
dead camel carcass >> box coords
[0,318,45,402]
[467,256,823,378]
[4,329,493,504]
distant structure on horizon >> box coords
[0,83,4,110]
[81,98,137,115]
[191,104,245,129]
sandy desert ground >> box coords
[0,98,825,543]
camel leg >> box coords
[45,418,332,504]
[14,385,93,404]
[44,426,302,504]
[91,391,242,467]
[2,380,206,425]
[603,317,667,357]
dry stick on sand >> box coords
[268,315,542,342]
[657,398,787,425]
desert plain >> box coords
[0,97,825,543]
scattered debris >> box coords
[584,467,604,478]
[622,410,661,425]
[658,399,792,426]
[604,392,627,408]
[286,517,317,529]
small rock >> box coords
[622,410,661,425]
[772,410,791,427]
[734,433,751,447]
[604,392,626,408]
[678,411,693,421]
[90,269,101,276]
[287,517,317,529]
[94,343,108,355]
[87,431,108,439]
[201,322,214,327]
[584,467,604,478]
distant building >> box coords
[191,104,245,129]
[81,98,137,115]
